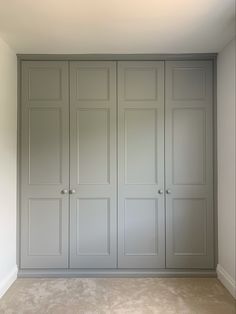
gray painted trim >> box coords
[213,57,218,268]
[16,56,218,273]
[17,54,217,61]
[18,269,217,278]
[16,56,21,269]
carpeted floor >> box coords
[0,278,235,314]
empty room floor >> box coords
[0,278,235,314]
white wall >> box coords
[0,37,17,297]
[217,37,236,298]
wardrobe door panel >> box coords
[165,61,214,268]
[27,199,63,256]
[70,61,117,268]
[171,108,206,185]
[118,61,165,268]
[20,61,69,268]
[77,109,110,184]
[124,198,159,255]
[75,198,110,255]
[124,109,157,184]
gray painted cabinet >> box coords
[165,61,214,268]
[20,61,69,268]
[20,59,214,271]
[117,62,165,268]
[69,62,117,268]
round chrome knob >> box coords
[166,189,171,194]
[158,189,163,194]
[69,189,76,194]
[61,189,68,194]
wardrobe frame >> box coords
[16,53,217,277]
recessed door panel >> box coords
[76,198,110,255]
[28,108,62,184]
[172,68,206,100]
[21,61,69,268]
[165,61,214,268]
[28,67,62,101]
[77,109,109,184]
[123,67,158,101]
[28,199,62,256]
[118,61,165,268]
[70,61,117,268]
[124,199,158,256]
[172,108,206,185]
[172,198,207,256]
[76,67,109,100]
[124,109,157,184]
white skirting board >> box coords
[0,265,18,298]
[217,264,236,299]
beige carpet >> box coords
[0,278,235,314]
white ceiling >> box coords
[0,0,235,54]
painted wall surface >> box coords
[217,37,236,298]
[0,0,235,54]
[0,37,17,297]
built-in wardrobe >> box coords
[19,59,214,274]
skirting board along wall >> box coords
[0,266,18,298]
[217,264,236,299]
[18,269,217,278]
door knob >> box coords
[158,189,163,194]
[166,189,171,194]
[61,189,68,194]
[69,189,76,194]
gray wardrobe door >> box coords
[20,61,69,268]
[118,61,165,268]
[165,61,214,268]
[69,61,117,268]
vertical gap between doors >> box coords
[116,61,119,269]
[164,61,167,269]
[68,61,71,269]
[18,59,22,269]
